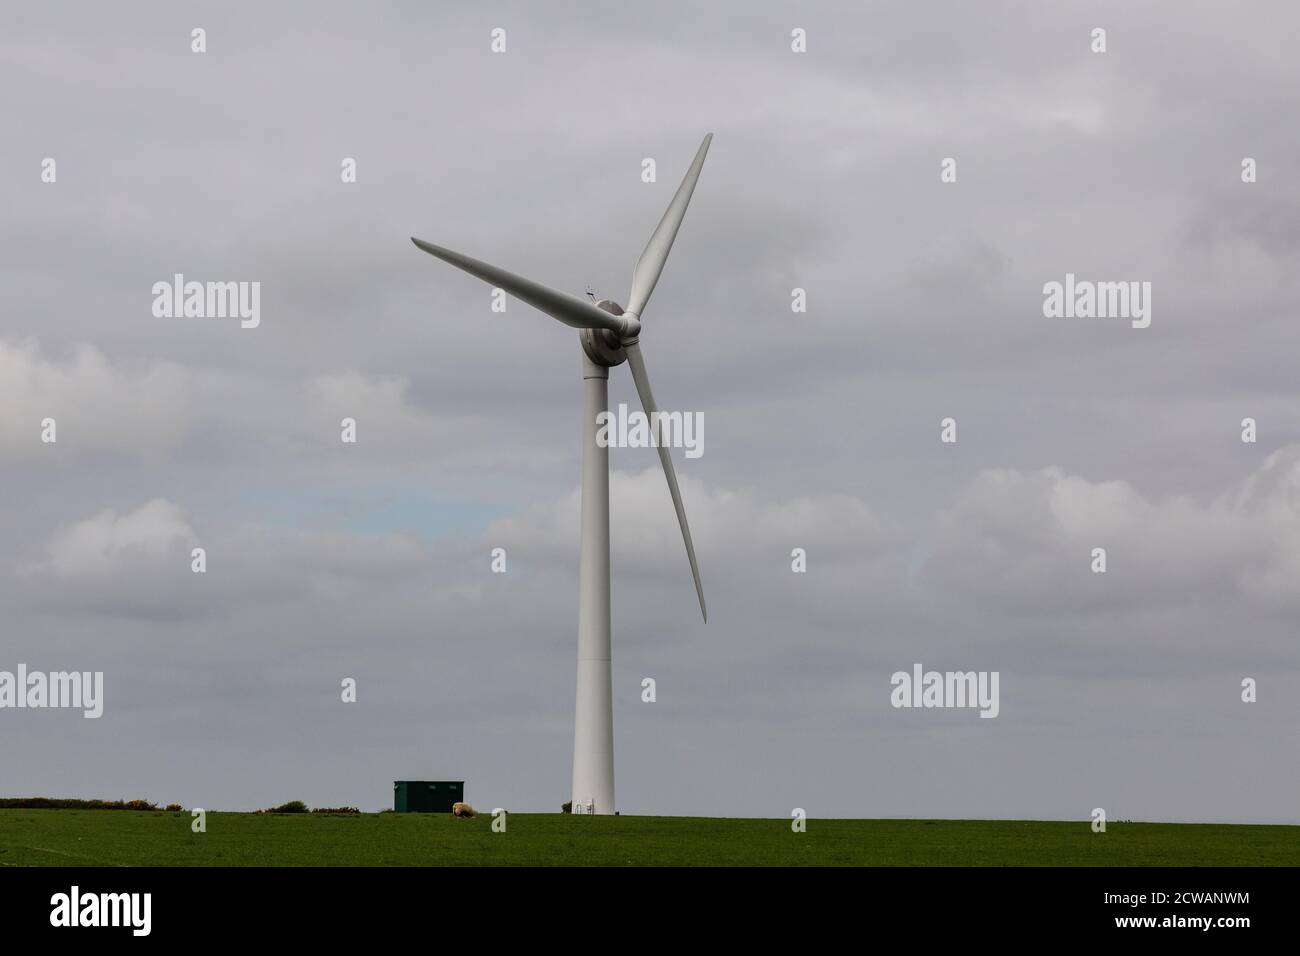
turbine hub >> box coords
[580,299,629,367]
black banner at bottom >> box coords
[0,865,1279,940]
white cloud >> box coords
[0,338,563,470]
[0,339,190,458]
[302,370,441,450]
[486,467,887,569]
[46,498,197,577]
[927,446,1300,612]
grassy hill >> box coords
[2,810,1296,866]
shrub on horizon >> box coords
[257,800,309,814]
[0,797,158,811]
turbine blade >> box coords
[625,133,712,318]
[411,237,626,334]
[623,341,707,622]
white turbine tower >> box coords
[412,134,712,815]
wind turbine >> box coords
[412,133,712,814]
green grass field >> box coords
[2,811,1297,866]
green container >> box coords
[394,780,464,813]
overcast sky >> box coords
[3,1,1299,825]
